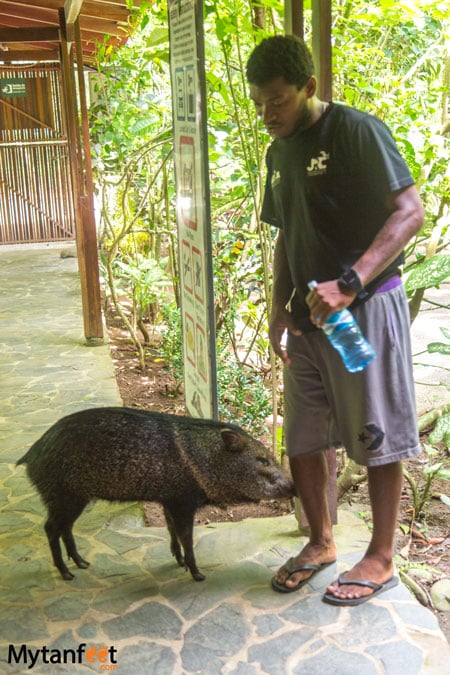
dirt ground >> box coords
[105,304,450,641]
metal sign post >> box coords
[168,0,218,419]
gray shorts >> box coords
[284,284,421,467]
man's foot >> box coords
[273,542,337,592]
[323,573,398,605]
[324,555,395,604]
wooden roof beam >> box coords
[78,2,134,22]
[4,0,135,22]
[0,27,60,43]
[1,0,63,9]
[79,17,128,39]
[1,2,59,24]
[0,48,60,62]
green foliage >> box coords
[332,0,450,311]
[113,252,170,327]
[157,301,272,432]
[89,0,174,268]
[428,405,450,448]
[421,329,450,444]
[395,560,444,606]
[157,304,185,393]
[216,348,272,435]
[90,2,171,170]
[427,326,450,361]
[403,444,450,517]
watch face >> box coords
[339,269,362,293]
[343,270,355,283]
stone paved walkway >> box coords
[0,245,448,674]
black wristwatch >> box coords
[338,268,365,296]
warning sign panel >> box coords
[169,0,217,419]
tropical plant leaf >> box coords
[429,412,450,445]
[427,342,450,356]
[404,255,450,292]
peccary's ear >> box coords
[220,429,245,452]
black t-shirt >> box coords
[261,102,414,330]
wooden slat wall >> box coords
[0,63,75,244]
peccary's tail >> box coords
[16,452,28,466]
[17,421,68,469]
[16,439,40,466]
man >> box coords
[246,35,424,605]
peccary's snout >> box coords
[256,459,295,499]
[207,430,295,504]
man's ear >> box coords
[304,76,317,98]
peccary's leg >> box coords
[45,516,75,581]
[162,505,184,567]
[62,524,90,570]
[164,504,205,581]
[44,497,89,581]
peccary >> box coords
[17,407,294,582]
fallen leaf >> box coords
[428,537,445,545]
[400,542,411,558]
[411,528,428,542]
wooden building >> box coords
[0,1,140,340]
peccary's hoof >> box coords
[61,569,75,581]
[193,571,206,582]
[74,558,90,570]
[175,555,185,568]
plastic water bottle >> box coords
[308,281,376,373]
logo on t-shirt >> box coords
[306,150,330,175]
[271,169,281,188]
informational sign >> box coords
[0,78,27,98]
[169,0,218,419]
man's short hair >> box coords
[246,35,314,89]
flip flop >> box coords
[271,557,336,593]
[322,573,399,606]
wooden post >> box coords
[285,0,304,38]
[58,8,103,341]
[73,17,103,341]
[311,0,333,101]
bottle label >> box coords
[323,309,353,334]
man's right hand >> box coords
[269,308,302,366]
